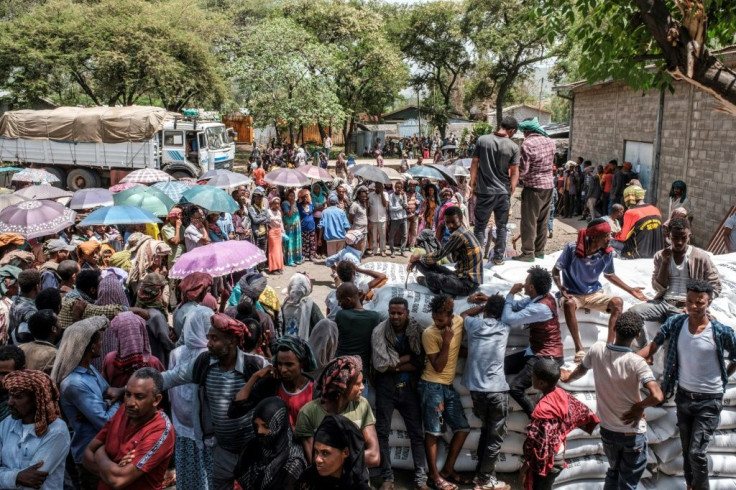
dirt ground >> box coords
[229,156,586,490]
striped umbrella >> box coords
[152,181,191,202]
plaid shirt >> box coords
[654,314,736,399]
[59,289,123,330]
[419,226,483,284]
[519,133,556,189]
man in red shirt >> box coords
[83,367,174,490]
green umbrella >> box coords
[180,185,238,213]
[113,185,175,217]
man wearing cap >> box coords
[515,117,556,262]
[39,240,76,290]
[319,194,351,256]
[470,116,520,266]
[325,231,366,271]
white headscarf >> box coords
[281,273,313,340]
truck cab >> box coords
[160,118,235,179]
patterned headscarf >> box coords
[272,336,318,372]
[211,313,250,348]
[575,218,613,258]
[96,274,130,307]
[109,312,151,374]
[51,316,109,386]
[3,370,61,436]
[315,355,362,402]
[518,117,548,136]
[136,273,167,312]
[178,272,213,305]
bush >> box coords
[473,122,493,136]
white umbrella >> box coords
[14,184,73,201]
[120,168,172,184]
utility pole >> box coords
[416,89,421,137]
[538,78,544,119]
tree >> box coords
[226,17,345,143]
[463,0,567,127]
[540,0,736,114]
[391,1,472,137]
[282,0,408,147]
[0,0,227,110]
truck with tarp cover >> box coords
[0,106,235,189]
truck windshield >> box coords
[205,126,231,150]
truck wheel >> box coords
[67,168,101,190]
[170,170,193,179]
[44,167,67,188]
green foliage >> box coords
[473,121,493,136]
[549,96,570,123]
[0,0,227,110]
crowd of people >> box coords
[0,113,732,490]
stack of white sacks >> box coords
[358,253,736,489]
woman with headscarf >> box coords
[297,189,317,261]
[0,264,21,344]
[249,188,270,271]
[297,414,371,490]
[173,272,213,339]
[169,304,215,489]
[135,273,176,366]
[230,336,318,426]
[234,397,307,490]
[126,232,171,300]
[434,187,459,244]
[267,196,285,274]
[668,180,692,217]
[282,189,303,267]
[282,272,323,339]
[101,312,164,388]
[419,183,440,232]
[233,198,252,242]
[294,355,379,467]
[307,319,338,379]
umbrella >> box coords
[456,158,473,168]
[120,168,172,184]
[297,165,333,181]
[78,205,161,226]
[152,181,191,202]
[69,188,115,210]
[407,164,457,185]
[114,185,175,217]
[264,168,310,187]
[445,164,469,177]
[206,171,253,190]
[109,182,142,193]
[348,164,390,185]
[180,186,239,213]
[382,168,404,181]
[0,194,26,212]
[169,240,266,279]
[199,169,232,180]
[11,168,61,184]
[0,200,76,239]
[14,184,73,201]
[441,144,457,150]
[0,167,23,173]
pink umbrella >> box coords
[169,240,266,279]
[297,165,333,181]
[0,200,76,239]
[109,182,143,193]
[264,168,310,187]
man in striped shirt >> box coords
[410,206,483,296]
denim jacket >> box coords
[654,314,736,399]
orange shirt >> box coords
[253,167,265,187]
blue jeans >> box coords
[417,379,470,436]
[676,391,723,490]
[600,428,648,490]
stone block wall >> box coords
[570,80,736,246]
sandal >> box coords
[574,350,586,364]
[428,476,457,490]
[440,471,473,486]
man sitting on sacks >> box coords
[629,217,721,323]
[552,218,648,363]
[408,206,483,297]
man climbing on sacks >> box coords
[552,218,648,363]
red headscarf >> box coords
[178,272,213,305]
[575,218,612,258]
[211,313,250,348]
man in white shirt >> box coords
[183,209,210,252]
[367,182,389,256]
[323,135,332,160]
[561,311,663,490]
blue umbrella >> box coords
[152,181,191,202]
[78,205,161,226]
[180,186,239,213]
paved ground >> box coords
[231,154,587,490]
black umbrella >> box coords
[349,164,391,184]
[441,144,457,150]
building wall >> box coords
[570,80,736,245]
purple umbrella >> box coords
[264,168,310,187]
[169,240,266,279]
[69,188,115,210]
[0,200,76,239]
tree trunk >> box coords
[495,81,511,128]
[317,122,326,143]
[635,0,736,114]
